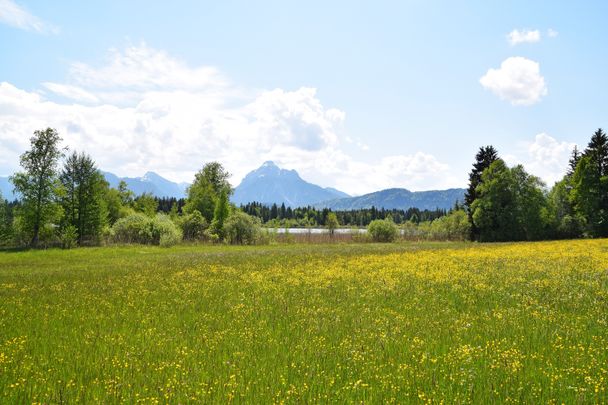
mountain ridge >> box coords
[314,187,466,211]
[101,171,188,199]
[2,164,465,211]
[231,161,350,207]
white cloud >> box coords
[0,44,458,195]
[0,0,57,34]
[547,28,559,38]
[42,83,99,103]
[507,29,541,46]
[480,57,547,106]
[69,44,227,91]
[525,133,575,185]
[506,133,576,186]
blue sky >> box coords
[1,1,607,194]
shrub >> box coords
[367,219,398,242]
[180,210,208,241]
[428,210,471,241]
[111,213,182,246]
[111,213,150,244]
[351,227,370,243]
[326,212,339,236]
[151,215,182,247]
[60,225,78,249]
[224,211,261,245]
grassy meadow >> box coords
[1,240,607,403]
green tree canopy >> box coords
[471,160,549,242]
[570,128,608,237]
[184,162,232,222]
[133,193,159,218]
[464,145,499,240]
[326,212,339,236]
[59,151,108,245]
[10,128,64,247]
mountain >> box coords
[2,171,187,200]
[232,161,350,207]
[101,171,188,199]
[0,176,15,201]
[316,188,466,211]
[3,166,465,211]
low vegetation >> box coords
[1,240,607,403]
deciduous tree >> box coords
[10,128,64,247]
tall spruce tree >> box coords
[585,128,608,177]
[572,128,608,236]
[464,145,499,240]
[59,151,108,245]
[10,128,64,247]
[567,146,581,177]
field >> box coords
[1,240,607,403]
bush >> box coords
[60,225,78,249]
[351,227,370,243]
[428,210,471,241]
[180,210,208,241]
[111,213,182,246]
[111,213,150,244]
[367,219,398,242]
[151,215,182,247]
[401,221,426,240]
[224,211,262,245]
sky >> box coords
[0,0,607,195]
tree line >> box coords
[0,128,262,247]
[1,126,607,248]
[239,202,447,227]
[463,128,608,241]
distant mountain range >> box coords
[315,188,466,211]
[231,161,350,207]
[1,162,465,210]
[101,171,189,199]
[0,171,189,201]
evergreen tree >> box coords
[464,145,499,240]
[59,151,108,245]
[585,128,608,177]
[567,146,581,177]
[10,128,64,247]
[571,128,608,237]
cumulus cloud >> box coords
[507,29,541,46]
[505,133,576,186]
[42,83,100,103]
[0,0,57,33]
[69,44,227,91]
[0,44,457,194]
[480,57,547,106]
[547,28,559,38]
[525,133,575,185]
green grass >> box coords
[1,240,607,403]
